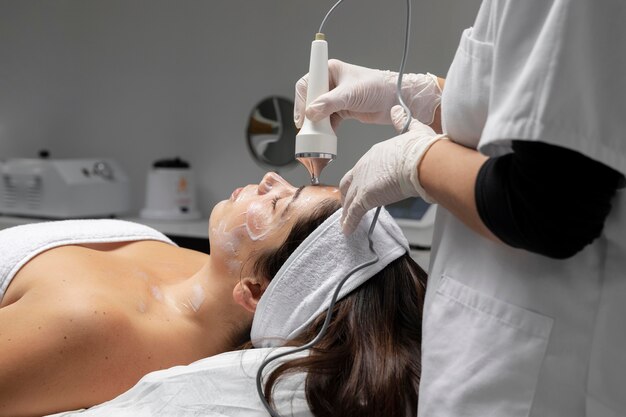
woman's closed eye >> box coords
[271,196,281,210]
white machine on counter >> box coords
[140,157,200,221]
[0,157,131,219]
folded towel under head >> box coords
[251,207,409,348]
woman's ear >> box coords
[233,277,268,313]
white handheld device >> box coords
[295,33,337,185]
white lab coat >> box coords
[419,1,626,416]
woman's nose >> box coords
[258,172,294,195]
[258,172,281,194]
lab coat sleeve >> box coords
[479,0,626,176]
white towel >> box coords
[251,207,409,347]
[0,219,175,302]
[45,348,311,417]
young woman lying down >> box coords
[0,172,426,417]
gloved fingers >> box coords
[294,74,309,128]
[390,104,424,134]
[330,110,385,130]
[330,110,364,131]
[326,59,344,88]
[305,83,352,123]
[339,169,357,229]
[341,195,370,235]
[356,111,392,125]
[341,198,369,235]
[339,168,353,206]
[339,168,370,235]
[295,79,348,129]
[330,113,343,131]
[330,110,361,130]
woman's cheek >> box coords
[245,201,274,241]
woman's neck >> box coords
[159,258,250,355]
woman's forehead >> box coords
[282,185,340,218]
[301,185,340,201]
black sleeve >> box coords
[475,140,625,259]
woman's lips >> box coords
[231,187,243,201]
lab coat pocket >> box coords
[442,27,493,149]
[418,275,553,417]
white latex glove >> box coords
[339,105,447,234]
[294,59,442,130]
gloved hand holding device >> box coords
[294,59,442,130]
[339,105,446,234]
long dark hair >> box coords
[252,198,427,417]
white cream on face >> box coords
[212,174,331,278]
[244,200,275,241]
[216,173,299,245]
[243,173,297,241]
[211,215,246,275]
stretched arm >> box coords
[418,138,494,240]
[340,105,623,258]
[420,139,624,258]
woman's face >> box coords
[209,172,339,277]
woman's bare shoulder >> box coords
[0,241,209,416]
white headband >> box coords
[251,207,409,348]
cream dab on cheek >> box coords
[244,199,296,241]
[245,201,274,241]
[245,190,304,242]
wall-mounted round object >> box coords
[246,96,298,170]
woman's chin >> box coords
[208,200,227,229]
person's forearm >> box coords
[418,138,499,242]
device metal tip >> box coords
[296,154,333,187]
